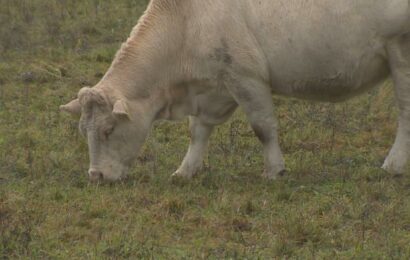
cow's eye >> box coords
[104,127,114,139]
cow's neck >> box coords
[97,2,193,121]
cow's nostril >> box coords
[89,170,104,182]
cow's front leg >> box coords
[228,78,285,180]
[172,116,214,178]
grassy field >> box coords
[1,1,409,258]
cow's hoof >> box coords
[382,152,408,176]
[381,162,405,177]
[261,169,287,180]
[171,170,195,179]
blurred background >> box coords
[0,1,409,258]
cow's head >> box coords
[60,87,151,182]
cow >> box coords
[61,0,410,182]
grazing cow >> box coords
[61,0,410,182]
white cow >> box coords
[61,0,410,181]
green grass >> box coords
[1,1,410,258]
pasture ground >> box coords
[1,1,409,258]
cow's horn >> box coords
[113,100,129,119]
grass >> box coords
[1,0,410,258]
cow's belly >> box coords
[271,53,391,102]
[194,89,237,125]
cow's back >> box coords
[234,0,408,100]
[184,0,402,102]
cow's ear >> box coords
[60,99,81,115]
[112,100,130,119]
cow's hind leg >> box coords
[384,36,410,175]
[172,116,214,178]
[228,78,286,179]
